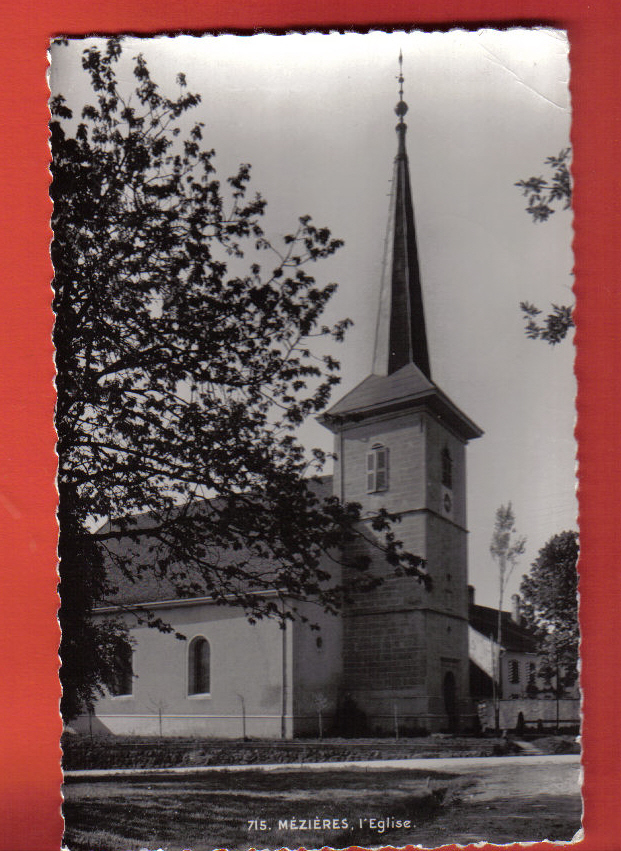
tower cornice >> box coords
[319,362,483,442]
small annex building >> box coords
[72,66,485,739]
[468,586,541,703]
[468,586,580,733]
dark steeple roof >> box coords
[320,57,482,443]
[373,54,430,379]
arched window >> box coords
[441,447,453,489]
[367,444,389,493]
[188,637,211,695]
[110,642,133,697]
[509,659,520,684]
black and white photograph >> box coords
[51,30,580,850]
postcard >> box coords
[47,30,585,850]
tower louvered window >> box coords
[441,447,453,488]
[367,444,389,493]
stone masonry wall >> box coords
[332,404,473,732]
[343,609,426,691]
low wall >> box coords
[70,712,345,739]
[71,706,484,739]
[477,698,580,732]
[71,712,285,739]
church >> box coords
[72,66,483,739]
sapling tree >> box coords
[489,503,526,726]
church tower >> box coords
[320,57,483,732]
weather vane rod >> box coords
[395,50,408,125]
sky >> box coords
[50,30,576,609]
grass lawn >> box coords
[63,767,465,850]
[62,760,581,851]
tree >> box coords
[489,503,526,726]
[516,149,574,344]
[52,39,426,720]
[520,531,579,698]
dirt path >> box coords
[418,759,582,846]
[65,751,578,779]
[450,757,580,801]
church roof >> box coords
[95,476,334,608]
[320,361,483,441]
[98,529,274,607]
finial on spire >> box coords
[395,51,408,126]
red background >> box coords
[0,2,618,850]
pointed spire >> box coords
[372,54,431,379]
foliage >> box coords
[52,39,426,719]
[515,149,574,344]
[515,149,571,223]
[519,301,574,345]
[520,531,579,694]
